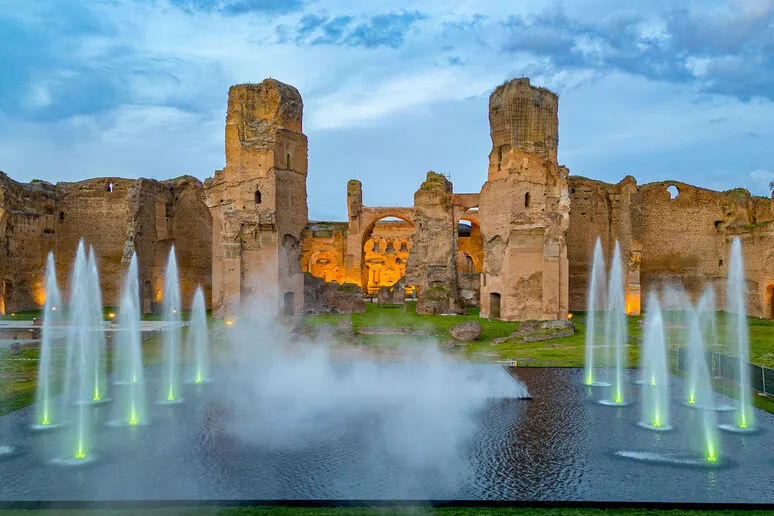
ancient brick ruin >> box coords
[0,173,211,315]
[2,76,773,321]
[204,80,308,319]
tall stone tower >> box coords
[478,78,570,321]
[204,79,309,318]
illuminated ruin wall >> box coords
[301,219,414,295]
[566,176,774,318]
[0,172,211,315]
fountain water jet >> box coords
[186,286,211,384]
[54,240,97,465]
[32,252,66,431]
[638,292,671,431]
[109,253,148,426]
[682,288,734,412]
[720,237,756,433]
[157,246,183,404]
[599,242,631,406]
[84,247,110,404]
[686,308,721,463]
[584,238,609,387]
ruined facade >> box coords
[567,177,774,318]
[204,80,308,318]
[3,76,773,322]
[0,172,211,315]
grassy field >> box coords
[3,302,774,416]
[0,507,771,516]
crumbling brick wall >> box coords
[0,171,211,314]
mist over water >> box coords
[214,293,529,497]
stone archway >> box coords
[345,207,415,293]
[360,215,415,295]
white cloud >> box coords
[749,169,774,193]
[307,67,500,130]
[0,0,772,221]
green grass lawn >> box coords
[304,302,518,343]
[4,303,774,417]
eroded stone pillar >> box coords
[479,78,570,321]
[405,172,463,314]
[204,78,309,318]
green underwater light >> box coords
[650,375,656,386]
[196,371,203,384]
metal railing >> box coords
[676,347,774,397]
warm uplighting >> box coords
[172,309,177,314]
[566,313,573,320]
[10,313,15,317]
[225,319,235,326]
[108,312,115,319]
[51,306,56,311]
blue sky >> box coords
[0,0,772,220]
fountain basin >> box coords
[718,423,762,435]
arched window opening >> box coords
[457,251,475,273]
[59,212,65,222]
[364,215,415,295]
[667,185,679,199]
[286,153,291,169]
[524,192,531,208]
[106,182,114,193]
[254,190,262,205]
[458,220,472,237]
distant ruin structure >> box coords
[0,174,211,315]
[478,79,569,321]
[1,76,773,321]
[204,80,308,319]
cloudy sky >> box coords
[1,0,772,220]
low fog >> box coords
[213,292,529,497]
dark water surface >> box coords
[1,365,773,502]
